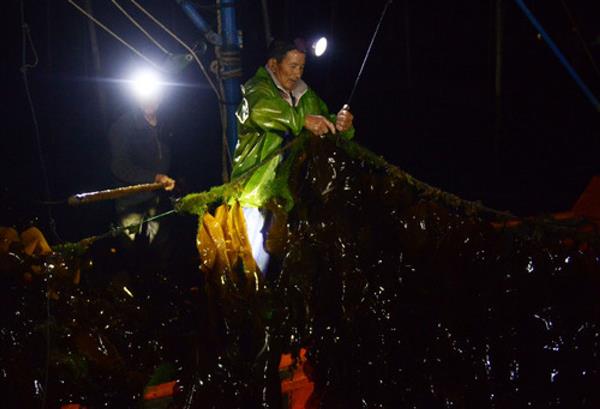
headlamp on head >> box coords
[129,69,163,101]
[311,37,328,57]
[268,36,329,61]
[295,36,328,57]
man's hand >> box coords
[304,115,336,136]
[335,108,354,132]
[155,174,176,191]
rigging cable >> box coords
[111,0,173,56]
[558,0,600,81]
[128,0,233,181]
[19,5,54,407]
[127,0,222,100]
[513,0,600,111]
[66,0,162,70]
[20,2,61,245]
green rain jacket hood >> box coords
[232,66,355,209]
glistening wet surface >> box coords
[2,137,600,408]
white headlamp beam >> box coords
[130,69,163,100]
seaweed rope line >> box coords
[174,136,305,213]
[330,135,514,219]
[175,132,515,220]
[128,0,222,100]
[61,131,597,251]
[60,136,596,251]
[55,138,516,250]
[66,0,162,70]
[330,141,594,227]
[111,0,172,56]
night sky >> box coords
[4,0,600,242]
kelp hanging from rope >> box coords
[183,136,600,408]
[279,137,600,408]
[3,136,600,407]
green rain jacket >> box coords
[232,66,355,209]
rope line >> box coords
[21,1,62,245]
[111,0,172,56]
[558,0,600,81]
[38,199,68,206]
[176,132,516,220]
[58,209,178,251]
[101,208,177,240]
[126,0,229,182]
[216,49,242,79]
[126,0,239,181]
[20,21,38,70]
[66,0,162,70]
[19,4,52,407]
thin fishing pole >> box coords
[345,0,393,108]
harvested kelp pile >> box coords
[3,136,600,408]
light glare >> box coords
[130,70,162,100]
[313,37,327,57]
[123,286,134,298]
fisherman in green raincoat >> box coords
[231,38,355,272]
[233,38,355,209]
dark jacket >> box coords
[109,109,171,211]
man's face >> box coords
[140,97,160,117]
[268,50,306,92]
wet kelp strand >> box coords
[2,136,600,407]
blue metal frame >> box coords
[220,0,241,159]
[176,0,241,160]
[176,0,222,46]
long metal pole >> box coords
[343,0,393,110]
[220,0,241,158]
[176,0,222,46]
[68,182,165,206]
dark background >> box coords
[3,0,600,242]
